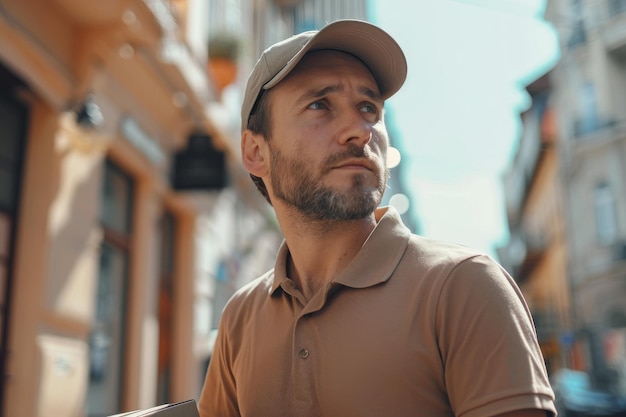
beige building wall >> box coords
[0,0,268,415]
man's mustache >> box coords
[323,144,374,171]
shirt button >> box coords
[298,348,309,359]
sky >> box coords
[371,0,560,258]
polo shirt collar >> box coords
[270,206,411,294]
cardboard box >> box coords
[108,399,199,417]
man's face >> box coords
[265,50,390,221]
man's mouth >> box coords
[333,158,374,171]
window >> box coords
[87,160,134,416]
[157,211,176,404]
[575,82,599,136]
[594,181,618,244]
[567,0,586,49]
[0,68,28,414]
[0,94,26,209]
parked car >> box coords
[552,369,626,416]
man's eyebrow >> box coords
[295,84,383,105]
[359,86,383,103]
[296,85,342,105]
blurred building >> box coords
[0,0,282,416]
[502,0,626,395]
[498,74,572,375]
[548,0,626,393]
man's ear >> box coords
[241,129,269,178]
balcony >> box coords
[609,0,626,16]
[273,0,304,7]
[573,117,616,139]
[604,1,626,58]
[48,0,125,25]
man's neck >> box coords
[277,209,378,301]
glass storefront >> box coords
[87,160,134,417]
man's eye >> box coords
[308,100,327,110]
[360,103,378,114]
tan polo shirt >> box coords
[199,207,556,417]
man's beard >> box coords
[269,143,388,221]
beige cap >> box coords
[241,19,407,131]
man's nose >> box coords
[337,109,372,146]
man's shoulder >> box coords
[407,233,487,263]
[220,269,275,317]
[402,233,515,291]
[233,269,275,298]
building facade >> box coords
[549,0,626,392]
[0,0,282,416]
[502,0,626,394]
[499,74,572,375]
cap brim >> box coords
[264,20,407,100]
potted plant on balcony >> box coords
[207,32,242,97]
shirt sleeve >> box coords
[197,312,240,417]
[435,254,557,417]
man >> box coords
[199,19,556,417]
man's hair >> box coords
[246,90,272,204]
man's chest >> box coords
[230,291,450,416]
